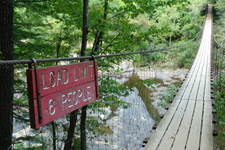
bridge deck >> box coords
[144,4,213,150]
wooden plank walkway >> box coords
[144,4,213,150]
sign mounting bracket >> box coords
[30,58,43,123]
[92,56,99,99]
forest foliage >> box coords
[13,0,208,60]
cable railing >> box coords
[0,31,200,66]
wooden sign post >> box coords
[26,61,98,129]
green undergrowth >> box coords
[212,1,225,149]
[134,40,199,69]
[158,84,178,108]
[212,71,225,149]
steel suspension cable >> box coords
[0,31,201,66]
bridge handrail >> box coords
[0,31,201,66]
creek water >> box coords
[88,69,185,150]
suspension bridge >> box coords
[144,4,213,150]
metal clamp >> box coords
[92,56,99,99]
[31,58,43,123]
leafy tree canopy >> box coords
[13,0,209,60]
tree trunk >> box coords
[51,121,56,150]
[80,105,87,150]
[80,0,89,149]
[81,0,89,57]
[91,0,108,54]
[0,0,14,149]
[64,110,79,150]
[64,0,89,149]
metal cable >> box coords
[0,32,201,66]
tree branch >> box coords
[15,0,48,3]
[101,33,120,54]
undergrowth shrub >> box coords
[158,84,177,108]
[134,41,199,69]
[170,41,199,68]
[213,71,225,129]
[212,70,225,149]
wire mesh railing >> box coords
[211,33,225,149]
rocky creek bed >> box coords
[87,62,188,150]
